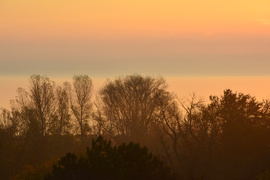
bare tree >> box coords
[29,75,56,136]
[157,99,182,164]
[92,96,108,136]
[68,75,93,136]
[158,94,213,179]
[98,74,172,143]
[10,87,36,136]
[51,85,71,135]
[0,108,12,129]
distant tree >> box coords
[215,89,270,178]
[97,74,172,143]
[0,107,25,180]
[193,89,270,179]
[50,85,72,135]
[67,75,93,136]
[157,94,210,179]
[46,136,175,180]
[91,97,107,136]
[157,90,270,179]
[29,75,56,136]
[0,108,12,129]
[10,87,38,136]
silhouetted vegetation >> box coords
[1,74,270,179]
[46,136,175,180]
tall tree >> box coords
[10,87,37,136]
[29,75,56,136]
[217,90,269,176]
[50,85,72,135]
[0,108,12,129]
[68,75,93,136]
[98,74,172,143]
[193,89,270,179]
[158,94,211,179]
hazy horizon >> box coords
[1,0,270,107]
[1,1,270,179]
[1,75,270,109]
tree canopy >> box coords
[46,136,175,180]
[1,74,270,180]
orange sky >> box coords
[1,76,270,109]
[1,0,270,39]
[0,0,270,108]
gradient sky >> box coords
[1,0,270,108]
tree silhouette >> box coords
[2,74,270,179]
[29,75,56,136]
[50,85,72,135]
[46,136,175,180]
[66,75,93,137]
[96,74,172,143]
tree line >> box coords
[1,74,270,179]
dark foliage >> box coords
[1,75,270,179]
[46,136,175,180]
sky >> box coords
[1,0,270,108]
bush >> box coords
[46,136,175,180]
